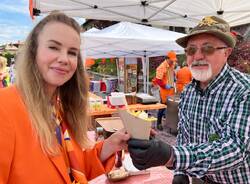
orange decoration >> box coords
[85,58,95,68]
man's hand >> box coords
[128,138,173,170]
[165,84,173,89]
[172,175,190,184]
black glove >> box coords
[172,174,190,184]
[128,138,173,170]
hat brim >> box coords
[169,57,177,61]
[176,30,236,48]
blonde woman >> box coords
[0,12,130,184]
[0,56,8,87]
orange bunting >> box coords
[85,58,95,67]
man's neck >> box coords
[199,81,209,90]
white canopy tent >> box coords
[81,21,185,93]
[31,0,250,27]
[82,21,185,58]
[85,27,100,33]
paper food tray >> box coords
[118,109,152,140]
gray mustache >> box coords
[192,60,209,67]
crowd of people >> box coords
[0,56,15,88]
[0,11,249,184]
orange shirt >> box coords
[156,60,175,103]
[176,66,192,93]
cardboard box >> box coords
[95,110,152,140]
[125,94,137,105]
[95,117,124,138]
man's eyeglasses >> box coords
[184,45,228,56]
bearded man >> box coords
[128,16,250,184]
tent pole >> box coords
[82,49,87,68]
[146,56,149,94]
[141,56,146,93]
[144,51,147,93]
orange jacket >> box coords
[176,66,192,93]
[0,86,115,184]
[155,60,175,103]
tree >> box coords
[228,26,250,74]
[2,52,15,66]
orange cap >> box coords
[167,51,177,61]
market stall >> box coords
[90,103,166,116]
[82,21,185,93]
[89,92,166,116]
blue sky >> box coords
[0,0,85,45]
[0,0,33,45]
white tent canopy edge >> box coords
[31,0,250,27]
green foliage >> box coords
[2,52,15,66]
[149,70,156,81]
[90,59,100,72]
[177,54,186,67]
[90,58,117,75]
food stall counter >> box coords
[90,103,166,116]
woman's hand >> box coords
[100,129,130,162]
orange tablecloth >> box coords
[90,103,166,116]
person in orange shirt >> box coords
[0,12,130,184]
[154,51,177,130]
[175,63,192,94]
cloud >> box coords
[0,0,35,45]
[0,23,31,45]
[0,0,29,15]
[0,4,28,15]
[0,0,86,45]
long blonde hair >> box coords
[0,56,7,73]
[15,12,91,155]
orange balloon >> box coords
[85,58,95,67]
